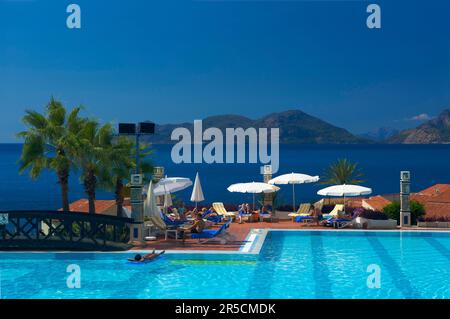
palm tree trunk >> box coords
[57,168,70,211]
[115,179,124,217]
[84,170,97,214]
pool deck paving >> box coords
[131,220,323,252]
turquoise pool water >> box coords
[1,230,450,299]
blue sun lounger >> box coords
[295,215,314,223]
[161,212,186,227]
[191,220,232,243]
[201,210,223,223]
[325,217,352,229]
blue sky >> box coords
[1,0,449,142]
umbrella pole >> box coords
[292,184,296,213]
[253,193,255,212]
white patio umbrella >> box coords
[153,177,193,196]
[227,182,280,210]
[268,173,319,212]
[164,192,173,208]
[144,181,166,229]
[190,172,205,209]
[317,184,372,209]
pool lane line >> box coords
[424,237,450,262]
[246,231,284,298]
[366,234,422,299]
[310,232,334,299]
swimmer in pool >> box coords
[128,250,165,262]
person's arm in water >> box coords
[144,250,165,261]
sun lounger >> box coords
[212,202,236,219]
[161,212,186,227]
[191,220,232,243]
[323,217,352,228]
[295,215,314,223]
[288,203,312,221]
[259,212,273,222]
[201,210,223,223]
[328,204,345,217]
[331,218,352,229]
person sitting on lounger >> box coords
[185,207,198,219]
[203,207,220,219]
[259,205,271,214]
[128,250,165,262]
[187,212,206,234]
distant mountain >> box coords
[147,110,369,144]
[388,109,450,144]
[359,127,399,142]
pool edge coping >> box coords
[1,228,450,255]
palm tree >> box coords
[99,138,154,217]
[322,158,364,185]
[17,98,85,211]
[75,120,115,214]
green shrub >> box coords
[382,200,425,225]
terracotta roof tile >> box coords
[415,184,450,197]
[363,195,391,211]
[410,184,450,218]
[61,199,116,213]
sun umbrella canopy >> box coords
[317,184,372,197]
[190,172,205,205]
[268,173,319,185]
[227,182,280,194]
[154,177,193,196]
[269,172,319,212]
[144,182,166,230]
[228,182,279,210]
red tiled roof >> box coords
[363,195,391,211]
[62,199,116,213]
[414,184,450,197]
[410,184,450,218]
[422,202,450,218]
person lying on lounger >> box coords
[203,207,220,220]
[189,212,206,233]
[128,250,165,262]
[185,207,198,219]
[180,212,206,233]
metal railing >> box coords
[0,210,137,251]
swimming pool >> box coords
[1,230,450,299]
